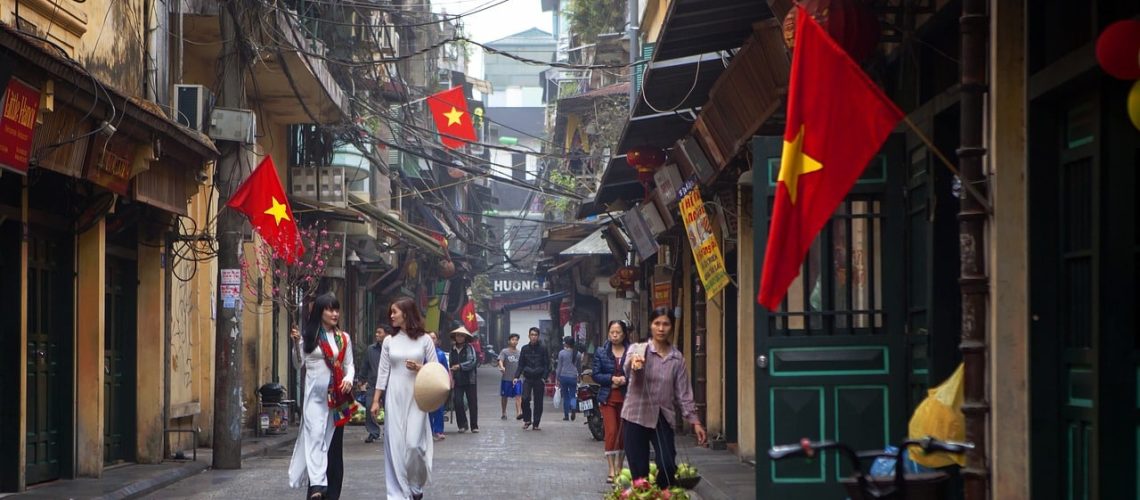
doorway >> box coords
[103,252,137,465]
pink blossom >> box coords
[319,229,328,236]
[334,241,341,249]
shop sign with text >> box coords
[0,79,40,174]
[678,183,729,297]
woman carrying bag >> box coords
[371,297,439,500]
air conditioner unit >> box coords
[173,84,213,131]
[209,107,256,144]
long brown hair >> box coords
[390,297,426,339]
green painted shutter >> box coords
[633,42,655,97]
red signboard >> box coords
[0,79,40,175]
[85,135,135,195]
[653,281,672,310]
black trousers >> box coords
[623,412,678,490]
[453,383,479,430]
[309,426,345,499]
[520,377,545,425]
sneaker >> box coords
[501,415,507,420]
[563,416,570,421]
[523,422,532,430]
[458,427,468,433]
[532,425,542,431]
[364,435,375,443]
[471,428,480,433]
[516,414,524,420]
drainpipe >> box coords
[627,0,639,107]
[958,0,989,498]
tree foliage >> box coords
[566,0,626,43]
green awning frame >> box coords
[348,193,446,257]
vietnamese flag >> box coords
[226,156,304,264]
[426,86,477,149]
[756,6,904,310]
[460,299,479,333]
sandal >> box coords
[606,475,614,484]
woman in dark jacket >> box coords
[592,320,631,483]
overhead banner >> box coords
[679,182,730,297]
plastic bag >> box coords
[552,386,562,408]
[908,363,966,467]
[869,446,933,477]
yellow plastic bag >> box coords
[907,363,966,468]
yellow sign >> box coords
[679,186,729,297]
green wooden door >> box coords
[103,255,136,465]
[26,231,73,485]
[752,136,907,498]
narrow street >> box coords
[144,365,614,499]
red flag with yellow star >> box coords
[460,299,478,333]
[226,155,303,264]
[757,6,903,310]
[426,86,477,149]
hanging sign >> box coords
[652,281,672,309]
[0,79,40,175]
[678,183,730,297]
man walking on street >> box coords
[498,333,523,420]
[450,325,480,433]
[514,327,550,430]
[356,325,389,443]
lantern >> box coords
[610,274,627,298]
[1095,19,1140,80]
[782,0,881,63]
[439,260,456,278]
[626,145,667,198]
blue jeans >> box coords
[559,375,578,417]
[430,405,445,434]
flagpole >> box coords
[900,116,993,213]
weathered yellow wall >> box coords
[736,184,756,459]
[75,220,105,477]
[989,1,1030,497]
[17,179,29,490]
[641,0,670,45]
[136,238,165,463]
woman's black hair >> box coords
[648,307,675,325]
[303,293,340,353]
[607,320,631,346]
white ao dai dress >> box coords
[375,332,437,499]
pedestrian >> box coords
[556,337,581,421]
[514,326,550,430]
[287,293,356,500]
[356,325,391,444]
[593,320,630,483]
[449,325,480,433]
[427,332,450,441]
[623,307,708,489]
[497,333,523,420]
[370,297,438,500]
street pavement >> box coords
[143,364,615,499]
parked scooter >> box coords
[482,344,498,366]
[576,370,604,441]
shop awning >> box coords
[349,194,446,257]
[290,195,367,223]
[499,291,570,313]
[561,224,629,257]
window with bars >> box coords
[767,197,885,335]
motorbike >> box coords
[482,345,498,366]
[576,371,604,441]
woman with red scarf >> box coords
[288,293,356,500]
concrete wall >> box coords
[136,241,165,464]
[988,0,1030,497]
[75,221,105,477]
[736,182,756,459]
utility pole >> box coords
[627,0,640,107]
[213,0,247,470]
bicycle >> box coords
[768,436,974,499]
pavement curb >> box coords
[88,431,298,500]
[692,478,732,500]
[91,461,208,500]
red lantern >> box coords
[626,145,667,190]
[782,0,881,63]
[1095,20,1140,80]
[439,260,456,278]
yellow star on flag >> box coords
[778,125,823,204]
[443,107,464,126]
[466,312,475,322]
[264,196,291,226]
